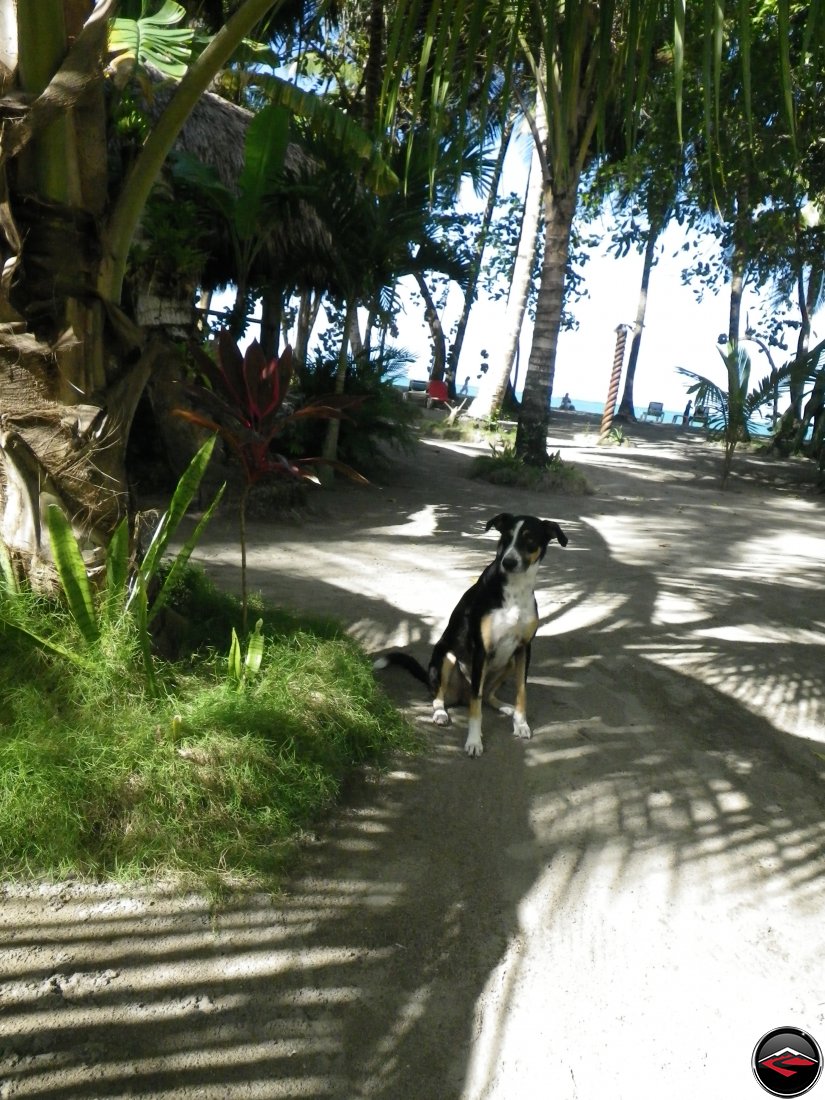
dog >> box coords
[374,512,568,757]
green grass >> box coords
[469,442,593,494]
[0,569,418,888]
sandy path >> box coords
[2,419,824,1099]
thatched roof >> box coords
[142,73,340,293]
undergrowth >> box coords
[0,568,417,888]
[469,442,593,494]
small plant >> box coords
[227,617,265,688]
[469,442,592,494]
[177,332,364,630]
[678,345,791,486]
[0,437,224,693]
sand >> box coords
[1,413,824,1099]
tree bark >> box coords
[616,224,659,420]
[449,111,515,383]
[414,272,447,383]
[515,179,579,465]
[467,145,543,420]
[727,185,749,348]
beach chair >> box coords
[641,401,665,422]
[689,405,707,426]
[425,379,449,408]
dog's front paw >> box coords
[512,715,532,740]
[496,703,515,717]
[433,707,451,726]
[464,733,484,757]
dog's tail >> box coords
[373,651,430,688]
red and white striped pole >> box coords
[599,324,632,444]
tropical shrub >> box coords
[678,345,790,485]
[177,332,363,628]
[290,346,420,469]
[469,441,592,494]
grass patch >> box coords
[0,569,418,888]
[469,442,593,494]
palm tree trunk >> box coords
[414,273,447,383]
[449,111,515,382]
[515,177,579,465]
[321,300,356,473]
[469,94,547,422]
[468,148,544,420]
[294,290,321,370]
[616,224,659,420]
[727,185,749,347]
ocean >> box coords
[397,382,774,436]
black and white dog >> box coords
[374,513,568,757]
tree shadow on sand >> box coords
[2,437,825,1098]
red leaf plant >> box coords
[176,331,365,629]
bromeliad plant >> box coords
[0,436,224,693]
[177,331,364,630]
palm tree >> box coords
[0,0,304,584]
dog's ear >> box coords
[485,513,515,534]
[541,520,568,547]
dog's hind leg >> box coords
[484,666,512,714]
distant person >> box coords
[560,392,575,411]
[682,399,692,425]
[459,376,469,396]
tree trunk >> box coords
[449,111,515,383]
[469,92,547,422]
[616,224,659,420]
[468,149,544,420]
[294,290,321,371]
[259,287,283,361]
[727,186,749,348]
[414,272,447,384]
[321,300,356,476]
[515,178,579,465]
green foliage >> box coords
[0,569,417,886]
[469,441,593,494]
[228,617,265,687]
[109,2,194,79]
[292,346,420,469]
[0,437,224,691]
[678,344,792,484]
[130,190,210,290]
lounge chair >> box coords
[641,401,665,422]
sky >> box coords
[227,130,815,420]
[392,216,747,416]
[389,131,772,417]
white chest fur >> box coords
[484,571,538,671]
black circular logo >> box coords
[753,1026,823,1097]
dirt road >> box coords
[2,419,824,1099]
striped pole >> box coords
[599,324,631,444]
